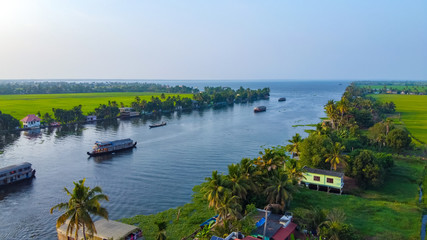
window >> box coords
[313,176,320,181]
[327,178,334,183]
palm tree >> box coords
[318,208,346,240]
[325,142,348,171]
[336,97,350,127]
[50,179,109,240]
[285,133,302,158]
[202,171,230,209]
[155,221,167,240]
[227,164,251,201]
[264,170,295,210]
[324,100,338,129]
[284,158,305,184]
[216,191,242,221]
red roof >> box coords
[242,237,260,240]
[21,114,41,122]
[272,222,297,240]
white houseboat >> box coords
[119,107,140,118]
[87,138,137,157]
[0,162,36,186]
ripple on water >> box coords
[0,81,349,239]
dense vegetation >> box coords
[122,82,425,240]
[0,111,20,132]
[0,81,197,95]
[371,94,427,145]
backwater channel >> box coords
[0,80,348,239]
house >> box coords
[86,115,97,122]
[252,209,297,240]
[57,219,143,240]
[20,114,41,129]
[301,166,344,194]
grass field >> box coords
[0,92,193,120]
[371,94,427,144]
[359,85,427,91]
[293,156,424,240]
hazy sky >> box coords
[0,0,426,80]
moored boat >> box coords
[0,162,36,187]
[254,106,266,112]
[278,97,286,102]
[87,138,137,157]
[149,122,167,128]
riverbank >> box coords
[0,92,193,120]
[120,84,426,240]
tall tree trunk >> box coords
[83,224,87,240]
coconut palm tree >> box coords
[285,133,302,158]
[202,171,230,209]
[284,158,305,184]
[227,163,251,201]
[324,100,338,129]
[216,191,242,221]
[50,179,109,240]
[155,221,167,240]
[264,170,295,210]
[317,208,347,240]
[325,142,348,171]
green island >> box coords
[119,83,426,240]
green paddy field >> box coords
[372,94,427,144]
[0,92,192,120]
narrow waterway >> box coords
[0,80,348,239]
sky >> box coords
[0,0,426,80]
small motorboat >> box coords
[278,97,286,102]
[254,106,266,112]
[149,122,167,128]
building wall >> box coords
[23,121,40,128]
[302,172,342,188]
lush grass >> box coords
[359,85,427,91]
[121,187,215,240]
[371,94,427,144]
[0,92,193,120]
[293,155,423,239]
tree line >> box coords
[0,81,198,95]
[0,86,270,130]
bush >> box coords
[386,128,412,153]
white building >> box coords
[20,114,41,128]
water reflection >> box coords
[0,133,20,151]
[0,178,35,201]
[91,148,136,163]
[54,124,85,138]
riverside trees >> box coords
[50,179,109,240]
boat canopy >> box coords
[95,138,133,146]
[0,162,32,175]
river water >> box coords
[0,80,348,239]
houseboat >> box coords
[87,138,137,157]
[0,162,36,186]
[119,107,140,118]
[254,106,266,112]
[278,97,286,102]
[149,122,167,128]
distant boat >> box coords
[254,106,266,112]
[87,138,137,157]
[278,97,286,102]
[0,162,36,187]
[149,122,167,128]
[119,107,140,118]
